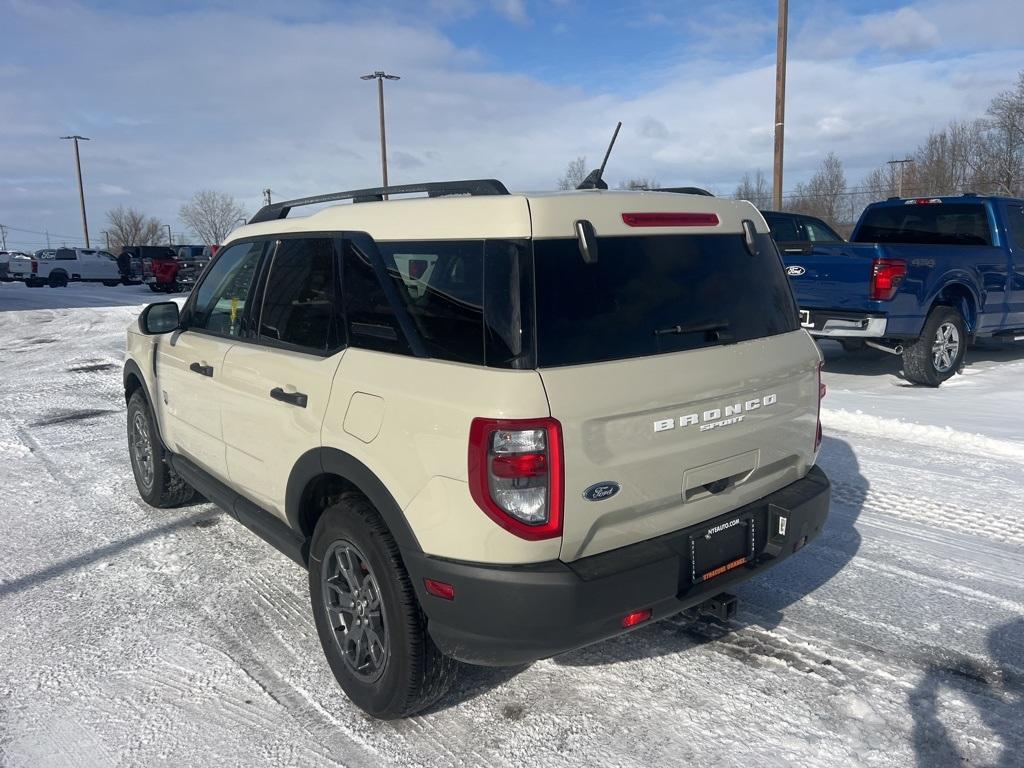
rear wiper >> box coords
[654,320,731,339]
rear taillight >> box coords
[31,261,38,274]
[468,417,563,540]
[869,258,907,301]
[815,361,826,452]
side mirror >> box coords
[139,302,180,335]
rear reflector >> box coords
[622,212,720,227]
[621,609,653,628]
[424,578,455,600]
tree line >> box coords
[737,70,1024,231]
[105,190,246,250]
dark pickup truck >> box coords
[780,195,1024,385]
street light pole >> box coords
[772,0,788,211]
[360,71,400,194]
[60,135,91,248]
[165,224,173,246]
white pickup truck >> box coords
[10,248,123,288]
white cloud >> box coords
[862,8,940,53]
[0,1,1022,242]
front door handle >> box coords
[189,362,214,377]
[270,387,308,408]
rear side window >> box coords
[533,234,798,367]
[343,241,413,356]
[854,203,992,245]
[259,238,340,352]
[377,241,485,365]
[804,217,842,242]
[763,213,800,241]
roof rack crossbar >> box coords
[248,179,510,223]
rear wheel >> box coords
[26,279,44,288]
[309,493,455,719]
[148,283,162,293]
[127,389,195,507]
[102,280,120,287]
[48,271,68,288]
[902,306,966,386]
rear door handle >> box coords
[189,362,214,377]
[270,387,308,408]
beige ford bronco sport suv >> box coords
[124,179,831,719]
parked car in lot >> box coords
[761,210,845,252]
[125,178,831,719]
[782,195,1024,386]
[132,245,210,293]
[10,247,122,287]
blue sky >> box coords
[2,0,1023,248]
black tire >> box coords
[127,389,195,507]
[309,493,456,719]
[840,340,866,353]
[26,279,44,288]
[48,271,68,288]
[148,283,163,293]
[102,280,120,287]
[902,305,966,387]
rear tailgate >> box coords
[543,332,820,561]
[782,243,880,311]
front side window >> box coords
[189,240,265,336]
[533,233,798,367]
[803,217,843,242]
[259,238,339,352]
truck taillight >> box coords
[815,361,826,452]
[869,258,907,301]
[31,261,38,274]
[468,417,563,540]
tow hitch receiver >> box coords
[696,593,738,622]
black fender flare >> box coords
[286,447,422,553]
[123,358,148,402]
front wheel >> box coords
[102,280,120,287]
[902,306,966,386]
[309,494,455,719]
[127,390,195,507]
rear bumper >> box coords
[801,309,888,338]
[404,466,831,666]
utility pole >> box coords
[103,230,110,250]
[60,135,91,248]
[360,71,401,194]
[46,230,50,248]
[263,187,272,206]
[772,0,789,211]
[886,158,914,198]
[165,224,173,246]
[0,224,7,251]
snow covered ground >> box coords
[1,282,1021,768]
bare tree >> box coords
[179,190,247,245]
[617,178,661,190]
[973,72,1024,196]
[787,153,847,226]
[106,206,165,250]
[557,157,588,190]
[733,170,771,209]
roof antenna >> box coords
[576,121,622,190]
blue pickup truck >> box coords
[780,195,1024,385]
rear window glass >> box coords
[533,234,798,367]
[854,203,992,245]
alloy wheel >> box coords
[931,321,961,374]
[130,411,154,490]
[320,540,389,682]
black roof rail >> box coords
[249,179,509,224]
[658,186,715,196]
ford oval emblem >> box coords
[583,482,621,502]
[786,265,806,276]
